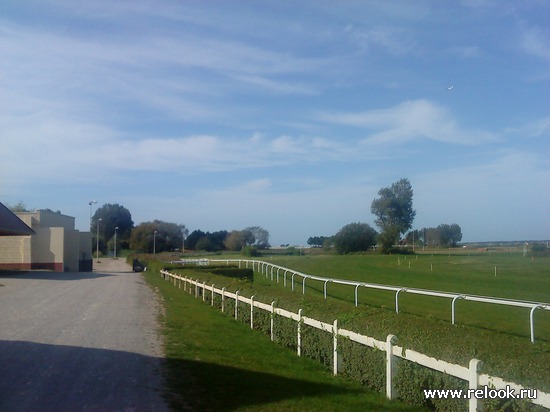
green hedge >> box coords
[173,274,546,411]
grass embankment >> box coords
[144,267,425,411]
[156,251,550,396]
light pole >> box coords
[96,218,102,262]
[114,227,118,259]
[88,200,97,230]
[153,230,158,255]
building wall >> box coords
[0,236,32,270]
[0,209,91,272]
[30,226,64,271]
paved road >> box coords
[0,259,170,411]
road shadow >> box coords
[0,340,168,412]
[0,270,113,281]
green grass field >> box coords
[144,267,426,411]
[255,250,550,340]
[143,249,549,411]
[158,249,549,392]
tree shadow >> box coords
[164,358,410,411]
[0,340,168,412]
[0,270,113,281]
[0,340,411,412]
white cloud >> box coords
[318,100,498,145]
[520,26,550,60]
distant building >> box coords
[0,206,92,272]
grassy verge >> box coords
[153,265,549,396]
[144,268,426,412]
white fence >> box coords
[173,259,550,343]
[160,269,550,411]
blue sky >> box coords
[1,0,548,246]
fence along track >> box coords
[161,270,549,411]
[175,258,549,343]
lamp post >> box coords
[153,230,158,255]
[114,227,118,259]
[88,200,97,230]
[96,218,102,262]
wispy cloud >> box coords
[344,24,419,56]
[520,26,550,60]
[317,100,497,145]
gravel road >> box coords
[0,259,170,411]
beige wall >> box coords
[0,209,91,272]
[0,236,32,269]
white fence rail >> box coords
[171,259,550,343]
[161,269,549,411]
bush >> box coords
[242,246,260,257]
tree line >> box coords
[307,178,462,254]
[90,204,270,255]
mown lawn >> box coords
[153,251,550,396]
[144,267,426,412]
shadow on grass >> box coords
[165,358,420,411]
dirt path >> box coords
[0,259,170,411]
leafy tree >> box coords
[92,203,134,253]
[412,224,463,248]
[208,230,229,251]
[195,236,215,252]
[245,226,270,249]
[224,229,255,251]
[307,236,330,248]
[129,220,187,253]
[333,222,377,254]
[186,230,206,250]
[371,178,415,253]
[186,230,228,251]
[437,223,463,247]
[8,201,30,212]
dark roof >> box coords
[0,202,35,236]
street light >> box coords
[96,218,102,262]
[114,227,119,259]
[153,230,158,255]
[89,200,97,230]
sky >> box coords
[1,0,549,246]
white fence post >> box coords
[202,281,206,302]
[297,308,303,357]
[270,301,276,342]
[211,284,215,306]
[250,295,255,329]
[333,319,338,376]
[469,358,483,412]
[235,290,240,320]
[221,287,226,313]
[195,279,199,298]
[386,334,399,400]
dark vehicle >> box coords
[132,259,145,272]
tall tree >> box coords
[92,203,134,252]
[245,226,270,249]
[129,220,187,253]
[371,178,415,253]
